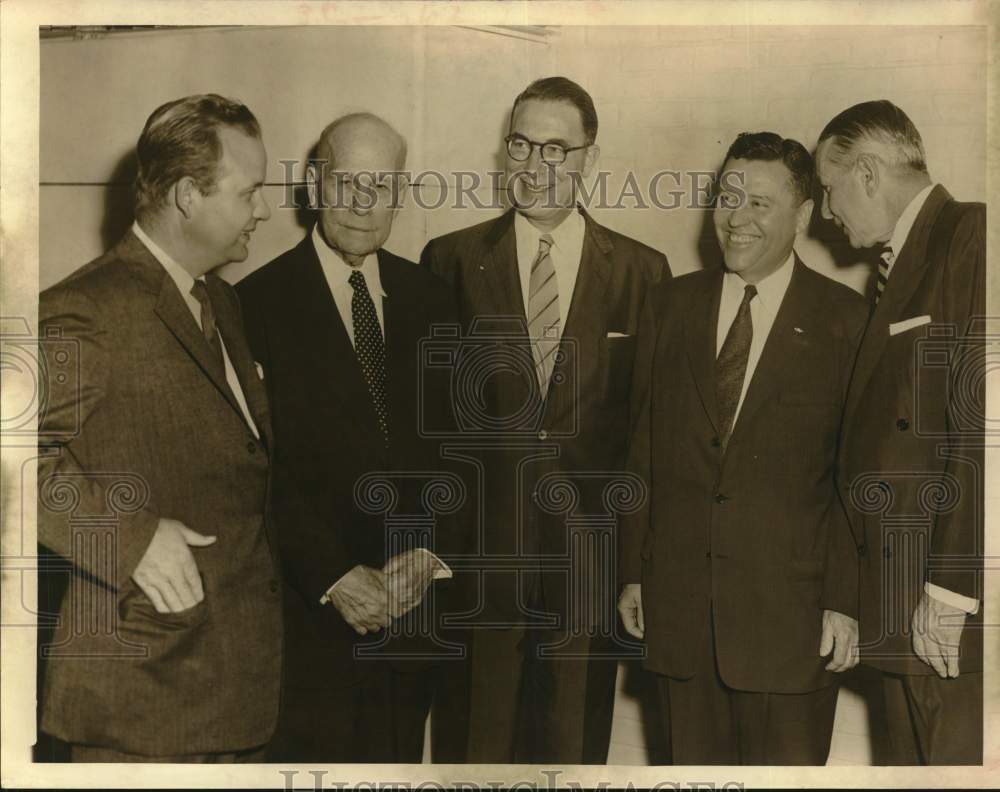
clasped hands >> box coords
[327,549,440,635]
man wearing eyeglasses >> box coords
[421,76,670,764]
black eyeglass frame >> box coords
[504,134,591,165]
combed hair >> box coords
[721,131,815,204]
[512,76,599,144]
[818,100,927,174]
[134,94,260,221]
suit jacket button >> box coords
[858,544,867,556]
[896,418,910,431]
[705,551,712,558]
[710,436,720,448]
[269,579,279,593]
[537,430,548,441]
[714,493,728,504]
[247,441,257,453]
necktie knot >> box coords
[875,246,894,306]
[538,234,554,256]
[348,269,366,292]
[879,245,895,265]
[742,284,757,303]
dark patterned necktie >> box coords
[349,269,389,443]
[875,245,894,305]
[716,283,756,452]
[190,280,224,372]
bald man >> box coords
[237,113,458,762]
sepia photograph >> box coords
[0,1,996,789]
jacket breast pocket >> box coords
[603,335,638,404]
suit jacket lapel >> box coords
[483,209,526,320]
[206,273,273,448]
[685,267,724,434]
[730,256,809,436]
[842,184,950,427]
[118,231,246,422]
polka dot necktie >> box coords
[349,269,389,443]
[875,245,894,305]
[527,234,560,397]
[716,283,756,453]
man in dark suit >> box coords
[237,112,457,763]
[37,94,281,761]
[619,132,866,765]
[421,76,669,764]
[817,100,985,765]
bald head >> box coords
[316,112,407,172]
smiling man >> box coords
[421,76,669,764]
[619,132,867,764]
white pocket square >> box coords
[889,315,931,336]
[254,362,265,380]
[607,331,631,338]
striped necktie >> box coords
[527,234,560,397]
[716,283,756,453]
[190,280,224,373]
[875,245,894,305]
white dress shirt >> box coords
[514,209,586,332]
[878,185,978,615]
[716,251,795,428]
[131,222,259,440]
[311,224,386,345]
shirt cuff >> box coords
[414,547,452,579]
[319,573,347,605]
[925,582,980,615]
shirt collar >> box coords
[514,207,585,253]
[311,224,385,297]
[887,182,936,258]
[723,250,795,314]
[132,220,200,295]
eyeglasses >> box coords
[505,134,589,165]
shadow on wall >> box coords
[101,150,137,250]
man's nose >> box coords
[351,190,373,216]
[820,192,833,220]
[255,191,271,222]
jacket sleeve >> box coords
[37,286,160,590]
[926,204,986,600]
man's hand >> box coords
[383,549,438,618]
[912,591,967,678]
[327,565,389,635]
[819,609,859,672]
[617,583,645,639]
[131,518,216,613]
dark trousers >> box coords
[432,626,618,764]
[658,618,838,765]
[268,662,433,763]
[879,669,982,765]
[69,744,267,762]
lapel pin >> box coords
[793,327,804,334]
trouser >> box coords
[432,625,619,764]
[69,744,267,762]
[268,661,434,763]
[878,669,983,765]
[658,615,838,765]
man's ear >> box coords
[854,153,880,198]
[305,163,320,210]
[173,176,198,219]
[795,197,815,236]
[581,143,601,179]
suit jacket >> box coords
[37,230,282,755]
[236,234,458,681]
[421,208,669,630]
[837,185,985,675]
[623,257,867,693]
